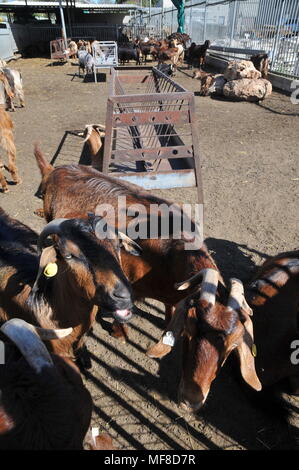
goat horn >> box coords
[28,323,73,340]
[83,124,106,143]
[228,278,253,316]
[82,125,93,143]
[174,267,219,307]
[1,318,54,373]
[37,218,69,252]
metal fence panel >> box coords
[141,0,299,79]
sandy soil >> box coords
[1,57,298,450]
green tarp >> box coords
[170,0,185,33]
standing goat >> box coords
[33,154,261,409]
[0,68,25,111]
[78,49,94,76]
[250,53,269,79]
[150,250,299,408]
[0,78,21,191]
[0,206,141,361]
[0,318,92,449]
[80,124,105,171]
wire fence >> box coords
[140,0,299,79]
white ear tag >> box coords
[162,331,175,347]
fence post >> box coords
[189,0,193,39]
[58,0,68,50]
[171,8,174,33]
[203,1,207,41]
[230,0,237,47]
[272,0,286,68]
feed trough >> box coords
[102,67,203,204]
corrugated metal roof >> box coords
[0,1,144,10]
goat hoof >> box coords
[2,187,9,193]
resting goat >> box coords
[0,318,92,449]
[0,84,21,191]
[0,206,140,360]
[34,152,261,409]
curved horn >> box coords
[82,125,93,143]
[1,319,54,373]
[228,278,253,316]
[27,323,73,340]
[83,124,106,143]
[37,218,69,252]
[174,268,219,308]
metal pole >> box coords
[149,0,151,22]
[230,0,237,47]
[203,2,207,42]
[189,0,193,39]
[171,7,174,33]
[272,0,286,68]
[58,0,68,50]
[161,6,164,37]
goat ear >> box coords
[235,313,262,391]
[146,300,187,358]
[118,231,142,256]
[32,246,58,291]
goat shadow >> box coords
[204,237,270,282]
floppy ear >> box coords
[146,300,187,358]
[118,231,142,257]
[235,312,262,391]
[32,246,58,292]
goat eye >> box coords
[65,254,73,260]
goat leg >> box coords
[0,170,8,192]
[111,321,128,343]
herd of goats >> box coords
[66,32,272,101]
[0,33,298,450]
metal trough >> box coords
[102,67,203,204]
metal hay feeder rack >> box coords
[102,67,203,204]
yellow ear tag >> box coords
[251,343,257,357]
[44,262,58,278]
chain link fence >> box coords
[140,0,299,79]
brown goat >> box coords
[0,318,92,449]
[34,151,261,409]
[0,106,21,192]
[80,124,105,171]
[246,250,299,391]
[193,70,215,96]
[151,250,299,408]
[250,53,269,79]
[0,206,140,361]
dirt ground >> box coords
[1,57,299,450]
